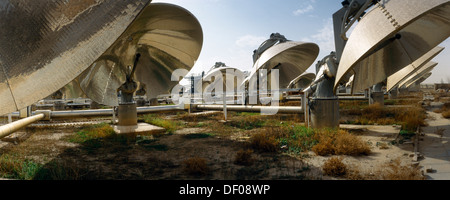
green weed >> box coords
[144,114,184,134]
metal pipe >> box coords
[6,104,186,119]
[50,109,114,118]
[337,96,368,100]
[137,105,185,114]
[196,105,303,114]
[0,113,45,139]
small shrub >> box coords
[234,149,254,166]
[362,103,385,119]
[311,137,335,156]
[334,131,371,156]
[442,110,450,119]
[377,158,424,180]
[249,128,280,152]
[351,103,426,131]
[434,102,450,118]
[311,129,371,156]
[183,157,209,176]
[0,155,42,180]
[397,107,426,132]
[322,157,347,177]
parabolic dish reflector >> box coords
[201,66,244,94]
[59,80,87,100]
[335,0,450,93]
[245,41,319,89]
[0,0,151,116]
[407,72,433,88]
[399,62,438,89]
[77,3,203,106]
[287,73,316,89]
[386,46,444,92]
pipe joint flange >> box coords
[35,110,52,121]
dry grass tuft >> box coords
[322,157,347,177]
[442,110,450,119]
[349,103,427,132]
[183,157,209,176]
[234,149,254,166]
[248,126,371,156]
[334,131,371,156]
[395,106,427,132]
[376,158,424,180]
[312,129,371,156]
[311,130,335,156]
[434,102,450,118]
[362,103,385,119]
[249,128,280,153]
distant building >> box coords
[420,84,435,92]
[435,83,450,92]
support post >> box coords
[302,92,309,128]
[369,83,384,106]
[310,97,340,129]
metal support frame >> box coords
[302,0,377,129]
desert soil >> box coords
[0,111,426,180]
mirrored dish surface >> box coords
[244,41,319,89]
[335,0,450,93]
[288,73,316,89]
[386,46,444,92]
[77,3,203,106]
[407,72,433,89]
[201,67,245,94]
[60,80,87,99]
[0,0,151,116]
[399,62,438,89]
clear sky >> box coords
[153,0,449,84]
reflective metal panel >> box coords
[245,41,319,89]
[287,73,316,89]
[60,80,87,99]
[386,46,444,92]
[202,67,245,93]
[78,3,203,106]
[345,75,354,88]
[399,62,438,89]
[407,72,433,89]
[0,0,151,116]
[335,0,450,93]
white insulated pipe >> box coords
[7,105,186,119]
[0,113,45,139]
[137,105,185,114]
[196,105,304,114]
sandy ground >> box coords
[306,124,415,179]
[418,111,450,180]
[0,114,423,180]
[3,94,447,180]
